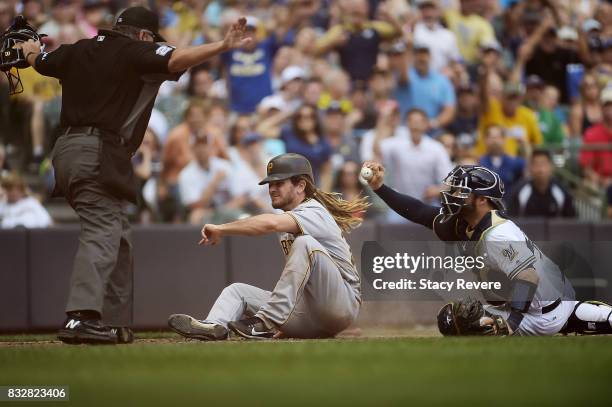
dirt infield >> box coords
[0,326,441,347]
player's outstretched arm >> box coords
[362,161,439,229]
[199,213,300,246]
[168,17,251,73]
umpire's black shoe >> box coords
[57,318,118,345]
[110,327,135,344]
[168,314,228,340]
[228,316,275,340]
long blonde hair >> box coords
[292,175,370,233]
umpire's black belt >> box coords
[63,126,126,146]
[64,126,103,137]
[542,298,561,314]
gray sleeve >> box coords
[288,203,333,240]
[484,240,536,280]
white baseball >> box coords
[360,166,373,181]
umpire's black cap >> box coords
[116,6,166,42]
[259,153,314,185]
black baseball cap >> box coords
[116,6,165,42]
[259,153,314,185]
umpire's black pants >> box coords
[52,133,133,326]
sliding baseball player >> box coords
[168,153,369,339]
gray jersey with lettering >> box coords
[278,199,361,296]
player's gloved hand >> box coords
[362,161,385,190]
[453,297,510,336]
[199,224,222,246]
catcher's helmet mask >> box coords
[0,15,46,95]
[439,165,506,223]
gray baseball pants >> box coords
[52,133,133,326]
[206,235,360,338]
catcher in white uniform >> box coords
[364,161,612,336]
[168,153,368,340]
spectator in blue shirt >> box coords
[280,104,333,189]
[392,43,456,132]
[223,16,277,113]
[445,84,479,138]
[479,124,526,193]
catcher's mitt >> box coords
[437,297,510,336]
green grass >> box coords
[1,335,612,406]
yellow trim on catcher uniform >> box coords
[507,256,537,280]
[474,210,508,252]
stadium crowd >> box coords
[1,0,612,228]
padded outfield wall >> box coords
[1,220,611,331]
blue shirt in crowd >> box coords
[223,36,277,113]
[394,67,456,120]
[280,127,332,183]
[479,154,525,192]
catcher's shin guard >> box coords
[561,301,612,335]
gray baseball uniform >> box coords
[205,198,361,338]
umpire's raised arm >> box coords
[167,17,251,72]
[17,13,251,76]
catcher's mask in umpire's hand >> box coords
[0,15,46,95]
[439,165,505,223]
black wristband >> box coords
[510,278,537,313]
[507,311,524,332]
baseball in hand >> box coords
[360,166,373,181]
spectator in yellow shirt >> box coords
[444,0,496,65]
[477,78,543,157]
[14,67,62,103]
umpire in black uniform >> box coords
[15,7,251,344]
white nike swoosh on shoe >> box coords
[250,328,269,336]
